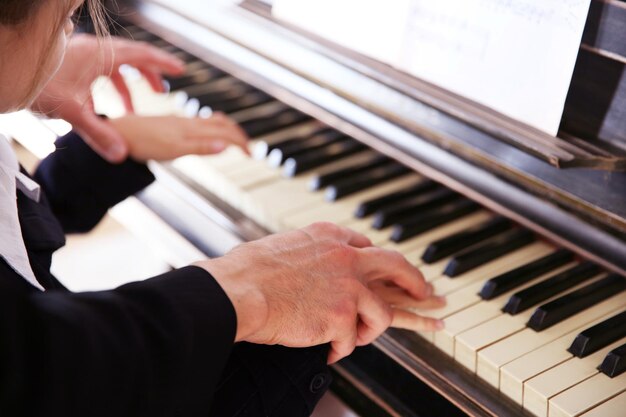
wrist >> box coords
[194,258,268,343]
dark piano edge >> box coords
[233,1,626,228]
[376,330,525,417]
[239,0,626,170]
[121,3,626,273]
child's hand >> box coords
[108,113,249,162]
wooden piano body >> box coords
[30,0,626,415]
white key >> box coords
[250,120,325,159]
[432,242,552,296]
[500,307,626,404]
[174,151,379,232]
[174,145,248,175]
[199,107,213,119]
[226,163,282,190]
[281,175,420,229]
[433,261,573,357]
[170,152,253,211]
[579,391,626,417]
[414,244,554,344]
[548,368,626,417]
[524,336,626,417]
[416,280,485,343]
[184,98,200,117]
[241,175,326,232]
[415,257,450,281]
[343,217,393,245]
[381,211,493,256]
[454,273,607,372]
[241,154,410,232]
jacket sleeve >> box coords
[0,264,237,417]
[33,131,156,233]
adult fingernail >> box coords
[435,320,445,330]
[107,144,125,161]
[424,283,434,297]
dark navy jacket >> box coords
[0,132,237,416]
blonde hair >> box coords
[1,0,109,106]
[0,0,107,30]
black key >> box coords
[195,84,253,105]
[391,199,481,243]
[325,163,412,201]
[309,154,390,190]
[159,44,197,63]
[354,180,440,218]
[444,228,535,277]
[165,67,224,91]
[528,274,626,331]
[479,249,574,300]
[372,188,459,229]
[568,311,626,358]
[599,342,626,377]
[422,217,514,264]
[503,262,602,315]
[210,91,274,113]
[252,127,331,160]
[240,108,311,138]
[175,51,198,64]
[283,140,367,177]
[268,130,347,167]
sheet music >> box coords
[273,0,592,135]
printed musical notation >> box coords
[481,0,590,30]
[273,0,593,135]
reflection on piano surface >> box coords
[77,1,626,416]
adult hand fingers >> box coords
[302,222,373,249]
[356,247,431,299]
[354,285,393,346]
[371,284,446,310]
[66,101,128,162]
[328,331,358,364]
[110,70,134,113]
[391,309,444,332]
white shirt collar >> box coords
[0,134,44,291]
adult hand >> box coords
[108,112,249,161]
[31,33,185,163]
[197,222,445,364]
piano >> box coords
[13,0,626,416]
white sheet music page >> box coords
[273,0,592,136]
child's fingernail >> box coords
[211,140,226,152]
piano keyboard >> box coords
[94,24,626,417]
